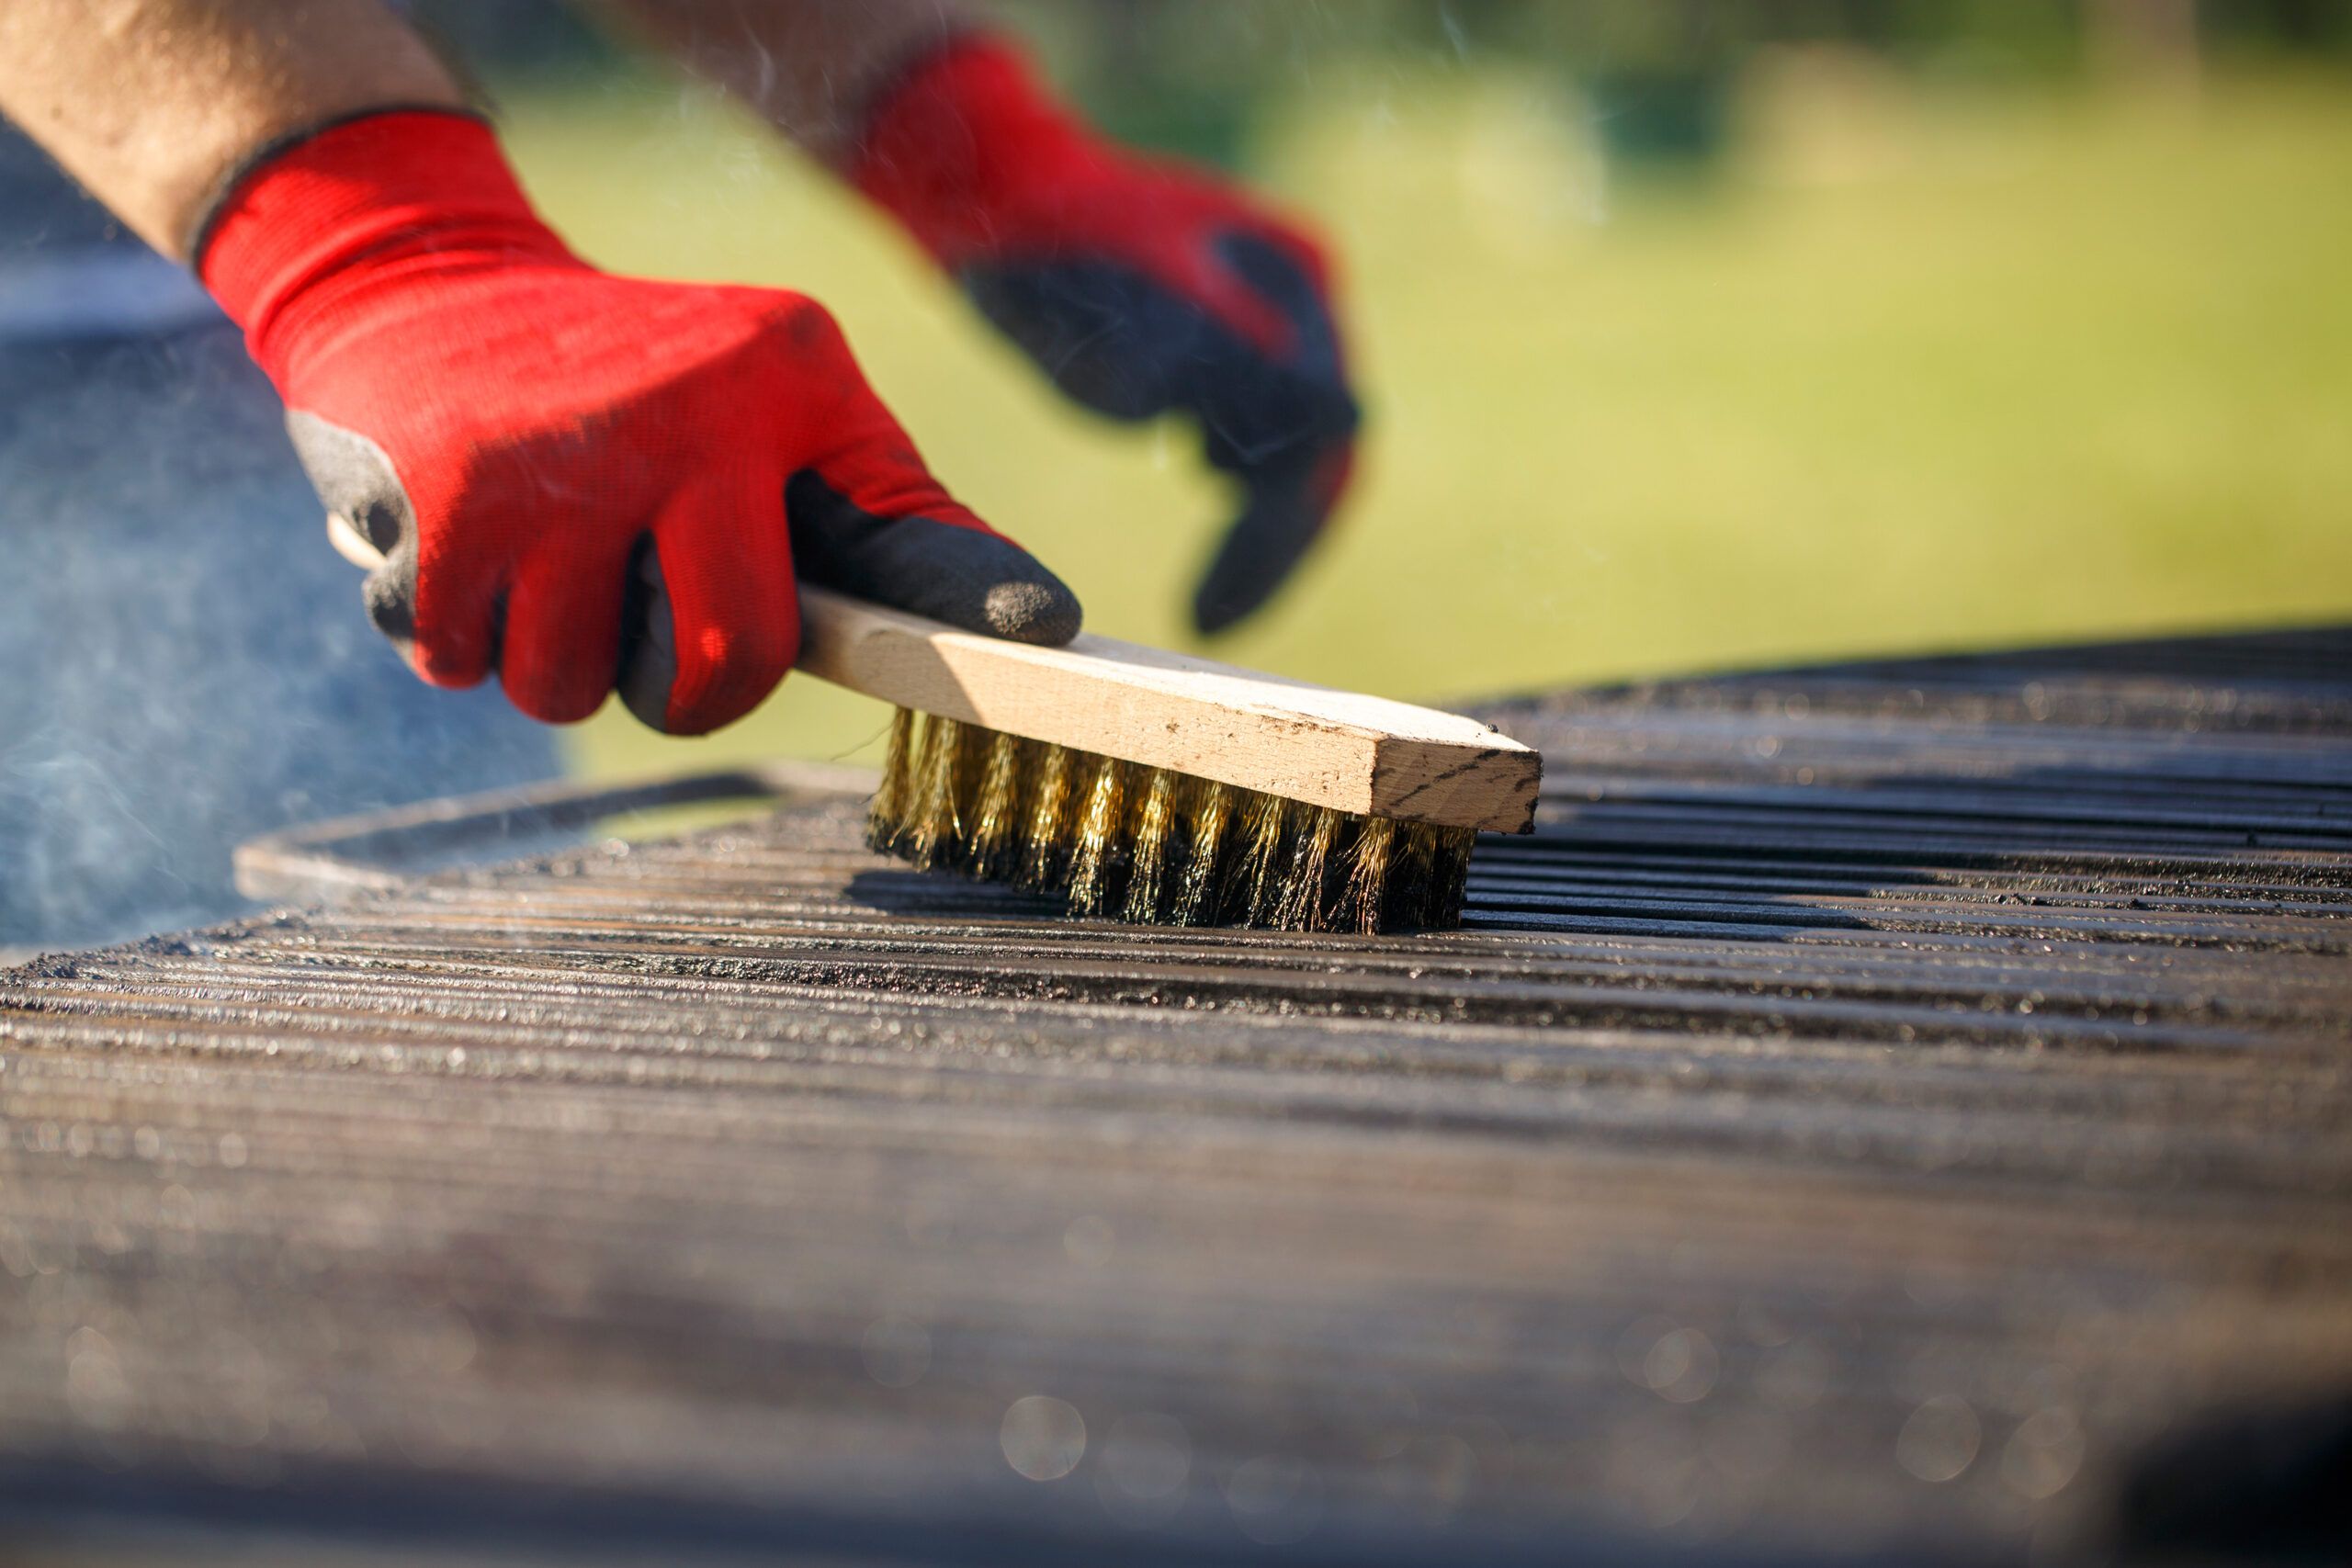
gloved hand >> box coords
[853,37,1360,635]
[198,109,1079,735]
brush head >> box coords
[867,707,1478,933]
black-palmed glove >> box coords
[199,109,1079,735]
[854,36,1360,635]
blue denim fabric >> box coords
[0,323,557,948]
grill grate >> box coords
[3,625,2350,1566]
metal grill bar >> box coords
[4,626,2350,1566]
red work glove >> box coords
[198,109,1080,735]
[853,37,1360,634]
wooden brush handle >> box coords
[325,514,1538,833]
[797,587,1537,833]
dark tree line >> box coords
[412,0,2352,73]
[409,0,2352,171]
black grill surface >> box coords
[4,626,2349,1566]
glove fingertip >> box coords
[1192,569,1264,638]
[1191,444,1354,637]
[979,575,1083,647]
[788,473,1085,648]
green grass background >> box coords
[492,55,2352,782]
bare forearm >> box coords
[591,0,974,167]
[0,0,461,260]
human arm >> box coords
[0,0,463,260]
[588,0,971,168]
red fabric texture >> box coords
[853,37,1338,360]
[202,110,997,734]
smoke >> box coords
[0,324,555,953]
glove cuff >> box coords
[197,108,572,370]
[850,35,1096,264]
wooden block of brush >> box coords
[797,588,1539,835]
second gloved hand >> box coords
[198,109,1079,735]
[854,37,1361,635]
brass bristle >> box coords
[966,728,1028,880]
[1122,767,1182,923]
[1235,793,1292,927]
[867,706,920,855]
[1173,779,1236,925]
[903,715,967,870]
[1338,815,1397,935]
[864,709,1482,933]
[1274,807,1341,931]
[1433,825,1477,927]
[1065,754,1131,918]
[1390,821,1440,931]
[1022,742,1077,889]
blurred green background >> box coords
[424,0,2352,782]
